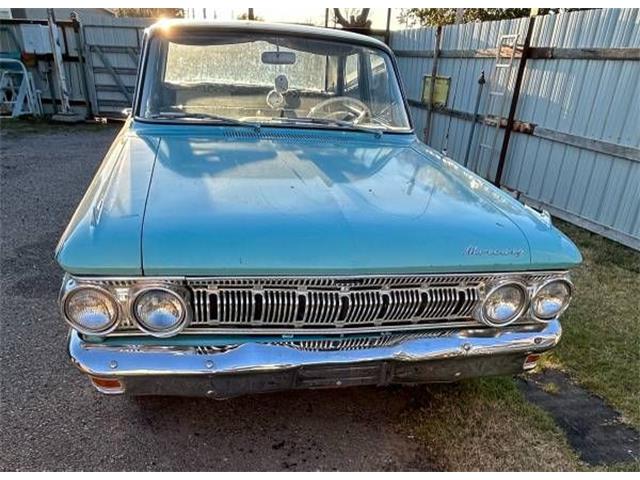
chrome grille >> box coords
[190,285,479,329]
[273,330,456,351]
[192,330,456,354]
[184,273,497,333]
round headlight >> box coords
[132,288,188,337]
[63,286,119,335]
[480,282,528,327]
[532,279,572,321]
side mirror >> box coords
[122,107,132,117]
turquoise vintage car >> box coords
[57,21,581,397]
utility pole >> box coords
[385,8,392,45]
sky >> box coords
[184,8,404,30]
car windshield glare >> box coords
[137,30,412,132]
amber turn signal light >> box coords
[523,353,542,370]
[89,376,125,394]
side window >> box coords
[344,53,360,98]
[369,52,394,120]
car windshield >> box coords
[137,29,411,132]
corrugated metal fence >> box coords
[392,8,640,250]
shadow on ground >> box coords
[520,370,639,465]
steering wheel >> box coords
[308,96,371,124]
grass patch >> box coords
[405,220,638,471]
[540,381,561,395]
[403,377,581,471]
[546,220,640,427]
[593,460,640,472]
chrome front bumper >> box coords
[68,321,561,398]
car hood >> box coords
[56,127,159,275]
[138,127,580,275]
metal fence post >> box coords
[493,11,537,187]
[462,71,486,167]
[423,25,442,144]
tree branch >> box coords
[333,8,349,27]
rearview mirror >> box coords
[261,51,296,65]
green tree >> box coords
[114,8,184,19]
[398,8,550,27]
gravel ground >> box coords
[0,123,427,471]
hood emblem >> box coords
[464,246,526,258]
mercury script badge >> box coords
[464,246,526,257]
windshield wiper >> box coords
[150,111,261,131]
[265,116,384,137]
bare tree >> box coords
[333,8,371,29]
[238,10,263,21]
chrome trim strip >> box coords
[63,270,569,283]
[185,271,568,286]
[68,321,562,379]
[91,142,126,228]
[103,320,485,337]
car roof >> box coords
[146,20,390,52]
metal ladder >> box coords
[472,34,519,180]
[47,8,72,114]
[0,59,42,118]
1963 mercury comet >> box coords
[56,21,581,397]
